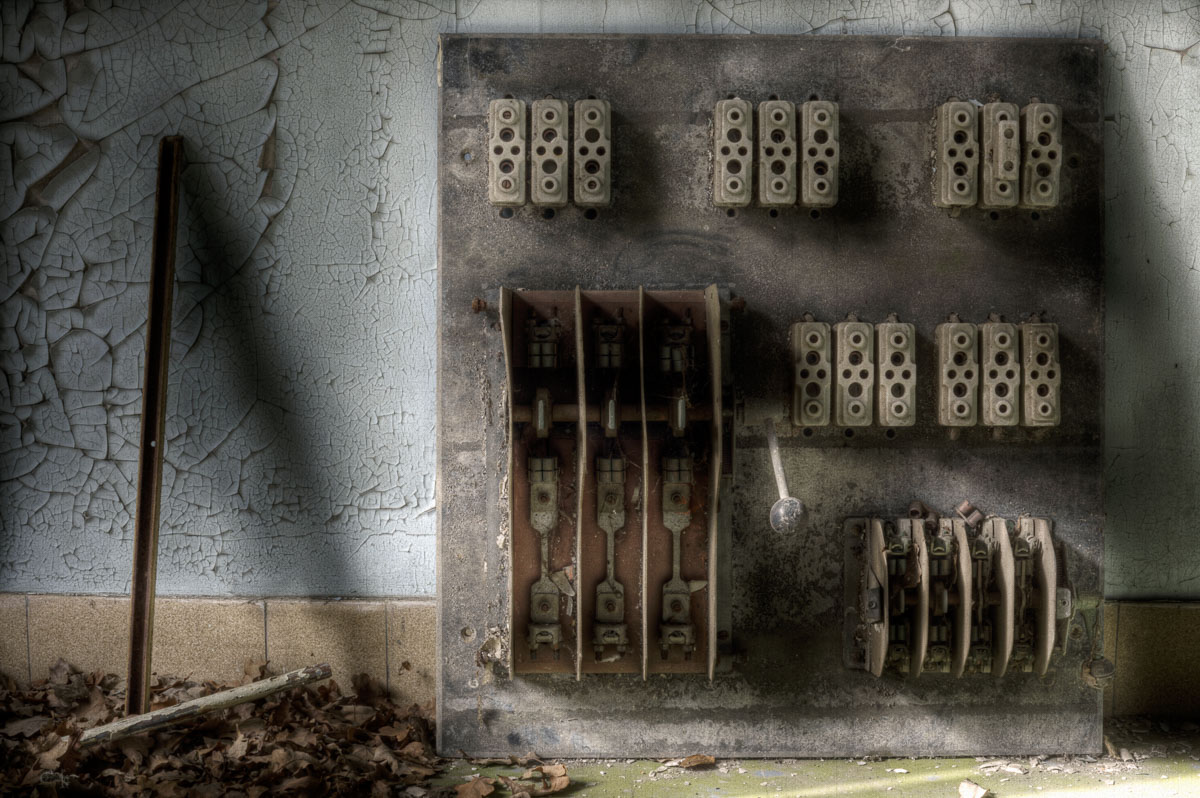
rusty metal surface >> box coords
[127,136,184,716]
[437,35,1103,756]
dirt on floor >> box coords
[5,661,1198,797]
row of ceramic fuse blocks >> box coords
[487,97,612,208]
[934,100,1064,210]
[713,97,840,209]
[852,515,1060,680]
[791,317,1061,428]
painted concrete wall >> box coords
[1,1,1196,598]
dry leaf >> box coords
[36,735,73,771]
[1,716,50,737]
[958,779,990,798]
[519,763,570,795]
[455,776,496,797]
[226,731,249,760]
[679,754,716,769]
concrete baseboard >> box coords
[2,595,1195,717]
[0,594,434,709]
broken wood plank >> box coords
[126,135,185,716]
[82,663,332,747]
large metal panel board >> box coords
[437,34,1104,757]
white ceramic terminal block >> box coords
[574,99,612,207]
[876,321,916,427]
[835,319,874,427]
[1021,322,1061,426]
[713,98,752,207]
[980,102,1020,210]
[800,101,839,208]
[791,321,832,427]
[980,321,1020,426]
[933,101,979,208]
[530,99,568,207]
[488,99,527,207]
[936,321,979,426]
[1020,103,1063,209]
[758,100,797,207]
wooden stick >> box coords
[126,135,185,716]
[82,663,332,748]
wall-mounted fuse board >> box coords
[437,35,1105,758]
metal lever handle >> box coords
[764,418,804,533]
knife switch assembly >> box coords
[500,287,729,679]
[845,513,1067,680]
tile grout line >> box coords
[24,594,31,683]
[383,602,391,697]
[1112,602,1120,716]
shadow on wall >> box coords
[1099,30,1200,600]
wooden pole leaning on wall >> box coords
[126,136,184,716]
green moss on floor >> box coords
[435,719,1200,797]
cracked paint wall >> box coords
[1,1,1196,599]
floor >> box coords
[434,718,1200,797]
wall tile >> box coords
[152,598,265,684]
[266,600,387,695]
[1113,603,1200,717]
[387,600,436,709]
[27,595,127,679]
[0,594,29,684]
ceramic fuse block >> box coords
[1020,103,1062,209]
[791,321,832,427]
[876,321,916,427]
[933,101,979,208]
[980,102,1020,210]
[488,98,527,207]
[937,320,979,426]
[835,319,874,427]
[714,98,752,207]
[1021,321,1061,426]
[574,99,612,207]
[980,320,1020,426]
[531,99,568,207]
[758,100,797,207]
[801,101,839,208]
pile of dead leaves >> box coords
[0,659,439,796]
[452,763,569,798]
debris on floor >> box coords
[0,659,439,796]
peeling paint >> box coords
[2,1,1198,598]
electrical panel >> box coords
[439,35,1104,759]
